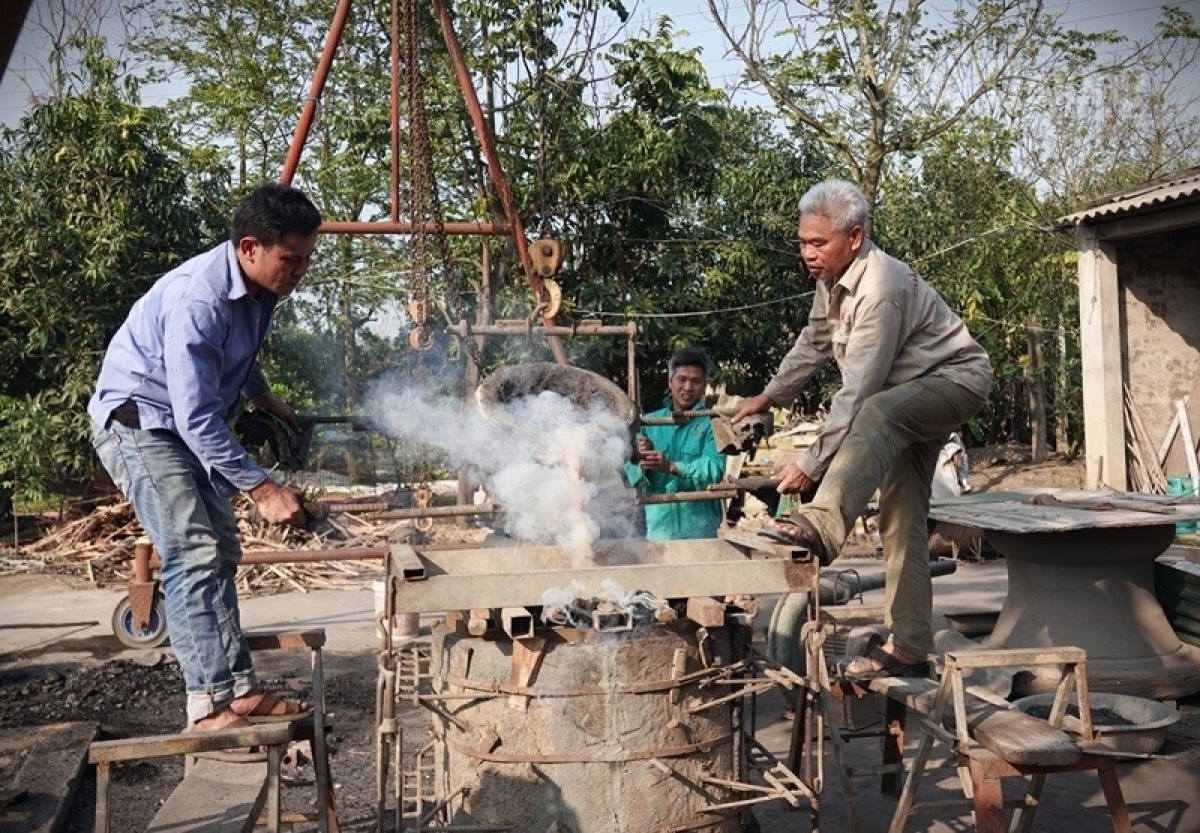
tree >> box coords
[516,19,833,402]
[0,36,222,508]
[1018,6,1200,204]
[878,124,1077,450]
[705,0,1116,216]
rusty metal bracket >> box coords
[126,580,159,631]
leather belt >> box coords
[109,401,141,429]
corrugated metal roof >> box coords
[1058,166,1200,225]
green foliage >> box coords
[707,0,1120,209]
[877,124,1079,446]
[6,0,1193,506]
[0,36,222,500]
[491,20,835,407]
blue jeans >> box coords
[800,376,987,657]
[92,420,257,723]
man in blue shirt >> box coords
[88,183,319,733]
[626,347,726,540]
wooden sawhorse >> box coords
[887,646,1131,833]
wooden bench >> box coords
[88,628,337,833]
[836,647,1131,833]
[89,723,293,833]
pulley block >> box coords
[530,237,565,277]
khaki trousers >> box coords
[802,376,987,656]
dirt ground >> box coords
[0,444,1088,831]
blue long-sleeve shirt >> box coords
[87,242,276,495]
[625,398,726,540]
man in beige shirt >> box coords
[732,178,992,680]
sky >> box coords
[1,0,1195,128]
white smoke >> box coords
[364,376,638,563]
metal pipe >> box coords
[280,0,353,184]
[318,219,509,235]
[627,327,639,403]
[639,490,735,505]
[133,541,153,584]
[765,559,960,675]
[241,547,387,565]
[431,0,567,365]
[366,503,500,520]
[342,494,727,517]
[639,410,722,425]
[446,321,639,338]
[389,0,399,222]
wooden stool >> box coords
[245,629,337,833]
[88,628,337,833]
[90,723,293,833]
[889,646,1131,833]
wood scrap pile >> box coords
[1127,386,1200,498]
[1,495,417,594]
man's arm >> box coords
[164,301,271,493]
[162,305,305,525]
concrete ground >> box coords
[2,556,1199,831]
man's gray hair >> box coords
[799,178,869,234]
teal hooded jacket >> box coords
[625,398,725,540]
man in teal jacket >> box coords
[626,347,726,540]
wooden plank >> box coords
[971,711,1080,767]
[867,676,1081,767]
[148,757,269,833]
[928,489,1200,533]
[1076,229,1125,489]
[89,723,293,764]
[1164,379,1200,477]
[0,722,97,833]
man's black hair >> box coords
[230,182,322,246]
[668,346,711,379]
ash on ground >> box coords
[0,651,420,832]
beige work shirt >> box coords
[763,241,993,479]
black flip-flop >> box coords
[838,646,929,681]
[758,516,832,565]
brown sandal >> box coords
[230,690,311,723]
[184,708,268,763]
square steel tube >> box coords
[385,538,817,614]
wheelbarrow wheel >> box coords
[111,593,169,649]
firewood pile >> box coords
[1,495,415,594]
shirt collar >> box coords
[832,239,875,296]
[225,242,252,301]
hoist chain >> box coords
[403,0,449,355]
[400,0,439,517]
[402,0,476,375]
[535,0,550,238]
